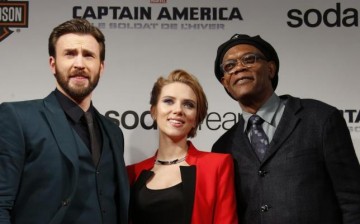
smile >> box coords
[234,76,253,85]
[168,119,185,125]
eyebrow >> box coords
[162,96,197,103]
[63,48,96,56]
[183,99,197,106]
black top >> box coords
[54,89,102,150]
[133,171,184,224]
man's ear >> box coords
[221,76,229,89]
[99,61,105,77]
[267,61,276,79]
[49,56,56,75]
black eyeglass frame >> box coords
[220,53,267,74]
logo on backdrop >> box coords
[105,109,360,135]
[287,2,359,28]
[72,3,243,31]
[105,110,241,131]
[0,0,29,42]
[341,109,360,135]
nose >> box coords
[173,102,183,114]
[73,55,85,69]
[230,61,247,74]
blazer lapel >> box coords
[263,96,302,163]
[42,93,79,170]
[97,113,126,169]
[41,92,79,222]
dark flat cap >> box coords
[214,34,279,90]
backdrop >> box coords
[0,0,359,165]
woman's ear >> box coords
[150,106,156,120]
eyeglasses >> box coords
[220,53,267,74]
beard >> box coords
[55,67,100,101]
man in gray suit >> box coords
[0,19,129,224]
[212,34,360,223]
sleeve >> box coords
[0,103,26,223]
[323,109,360,223]
[213,154,238,224]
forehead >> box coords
[223,44,262,61]
[161,82,196,100]
[55,33,100,52]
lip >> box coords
[69,75,89,84]
[168,118,185,127]
[233,75,254,85]
[71,75,87,79]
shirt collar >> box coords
[54,88,93,123]
[242,93,280,132]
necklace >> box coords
[155,155,186,165]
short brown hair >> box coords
[48,18,105,61]
[150,69,208,138]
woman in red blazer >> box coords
[127,69,238,224]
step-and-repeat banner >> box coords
[1,0,359,164]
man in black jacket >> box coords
[212,34,360,224]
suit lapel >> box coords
[41,92,80,221]
[42,92,79,169]
[263,96,302,163]
[97,114,125,168]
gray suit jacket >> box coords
[0,92,129,224]
[212,95,360,224]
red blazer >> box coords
[127,141,238,224]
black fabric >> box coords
[179,166,196,224]
[132,170,184,224]
[84,111,101,165]
[54,89,89,147]
[62,127,119,224]
[55,89,103,160]
[212,95,360,223]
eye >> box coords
[84,53,95,58]
[65,50,76,57]
[183,101,196,109]
[242,54,257,65]
[222,60,236,72]
[162,98,174,105]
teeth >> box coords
[169,119,183,124]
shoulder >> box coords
[127,156,155,183]
[127,156,155,174]
[0,99,43,120]
[283,95,340,118]
[284,95,337,111]
[212,124,240,153]
[201,151,232,163]
[1,99,42,110]
[189,144,233,166]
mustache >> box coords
[70,70,89,77]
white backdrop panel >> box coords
[0,0,359,164]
